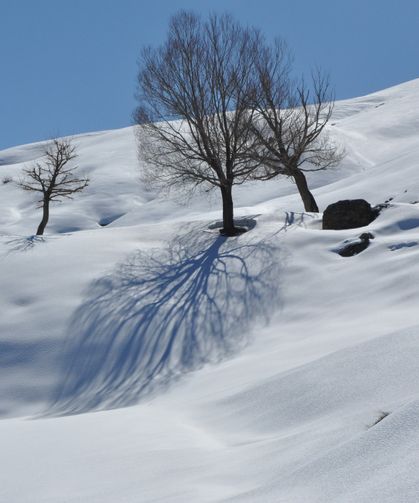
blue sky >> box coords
[1,0,418,149]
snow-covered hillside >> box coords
[1,79,419,502]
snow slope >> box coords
[1,79,419,502]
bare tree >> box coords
[134,12,262,236]
[18,138,89,235]
[249,40,344,212]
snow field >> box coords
[0,79,419,502]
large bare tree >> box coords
[18,138,89,235]
[249,40,343,212]
[134,12,262,236]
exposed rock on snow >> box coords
[337,232,374,257]
[322,199,378,230]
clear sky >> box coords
[1,0,418,149]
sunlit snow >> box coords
[1,79,419,502]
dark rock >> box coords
[338,232,374,257]
[323,199,378,230]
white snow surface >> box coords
[1,79,419,502]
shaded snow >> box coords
[1,78,419,502]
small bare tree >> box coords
[134,12,262,236]
[249,40,344,212]
[18,138,89,235]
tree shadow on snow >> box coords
[4,235,46,253]
[280,211,315,232]
[49,223,282,415]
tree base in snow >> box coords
[208,218,257,235]
[219,227,247,236]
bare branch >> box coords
[249,43,345,212]
[134,11,263,235]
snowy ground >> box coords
[1,79,419,502]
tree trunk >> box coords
[36,200,50,235]
[292,169,319,213]
[220,184,236,236]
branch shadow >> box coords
[280,211,309,231]
[49,223,282,415]
[4,235,46,253]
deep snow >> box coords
[1,79,419,502]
